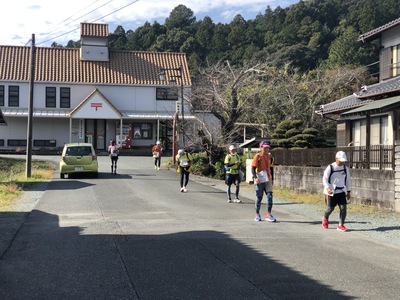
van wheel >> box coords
[60,173,65,179]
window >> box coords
[352,119,367,146]
[46,87,56,107]
[60,87,70,108]
[132,123,152,139]
[0,85,4,106]
[0,139,4,146]
[380,116,389,145]
[8,86,19,107]
[34,140,56,147]
[8,139,27,146]
[370,116,389,145]
[156,87,178,100]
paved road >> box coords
[1,155,399,299]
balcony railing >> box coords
[272,145,394,170]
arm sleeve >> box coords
[251,166,257,179]
[251,154,258,178]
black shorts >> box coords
[225,173,240,185]
[327,192,347,207]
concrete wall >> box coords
[273,166,396,211]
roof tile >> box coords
[0,46,191,86]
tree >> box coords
[109,25,127,50]
[164,5,196,31]
[189,62,268,161]
[271,120,325,149]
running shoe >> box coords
[265,213,276,222]
[227,199,232,203]
[180,187,184,192]
[234,198,242,203]
[322,217,329,229]
[337,224,347,232]
[254,213,261,222]
[183,187,188,192]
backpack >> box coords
[111,145,118,157]
[328,164,347,185]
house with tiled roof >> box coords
[0,23,195,153]
[315,17,400,151]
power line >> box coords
[40,0,103,37]
[38,0,139,46]
[37,0,114,45]
[90,0,139,23]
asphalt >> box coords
[0,155,399,299]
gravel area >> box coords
[191,174,400,248]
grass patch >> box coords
[0,157,54,211]
[273,186,389,215]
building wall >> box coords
[1,81,177,114]
[0,82,181,148]
[382,26,400,47]
[0,117,70,148]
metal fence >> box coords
[271,145,394,170]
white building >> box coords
[0,23,194,153]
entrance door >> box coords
[85,119,106,150]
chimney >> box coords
[80,23,109,62]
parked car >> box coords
[59,143,98,178]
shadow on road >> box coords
[0,210,353,299]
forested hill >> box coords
[57,0,400,72]
[51,0,400,147]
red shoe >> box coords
[322,218,328,229]
[337,224,347,232]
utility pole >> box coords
[26,34,36,178]
[159,65,185,147]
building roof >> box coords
[316,75,400,116]
[352,76,400,99]
[358,17,400,42]
[0,46,191,86]
[341,95,400,117]
[315,95,373,115]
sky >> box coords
[0,0,299,47]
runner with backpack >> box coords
[151,141,163,170]
[176,149,193,193]
[224,145,242,203]
[322,151,351,231]
[108,139,119,175]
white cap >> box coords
[229,145,236,151]
[336,151,348,162]
[178,149,185,156]
[156,141,161,144]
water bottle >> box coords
[225,166,230,172]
